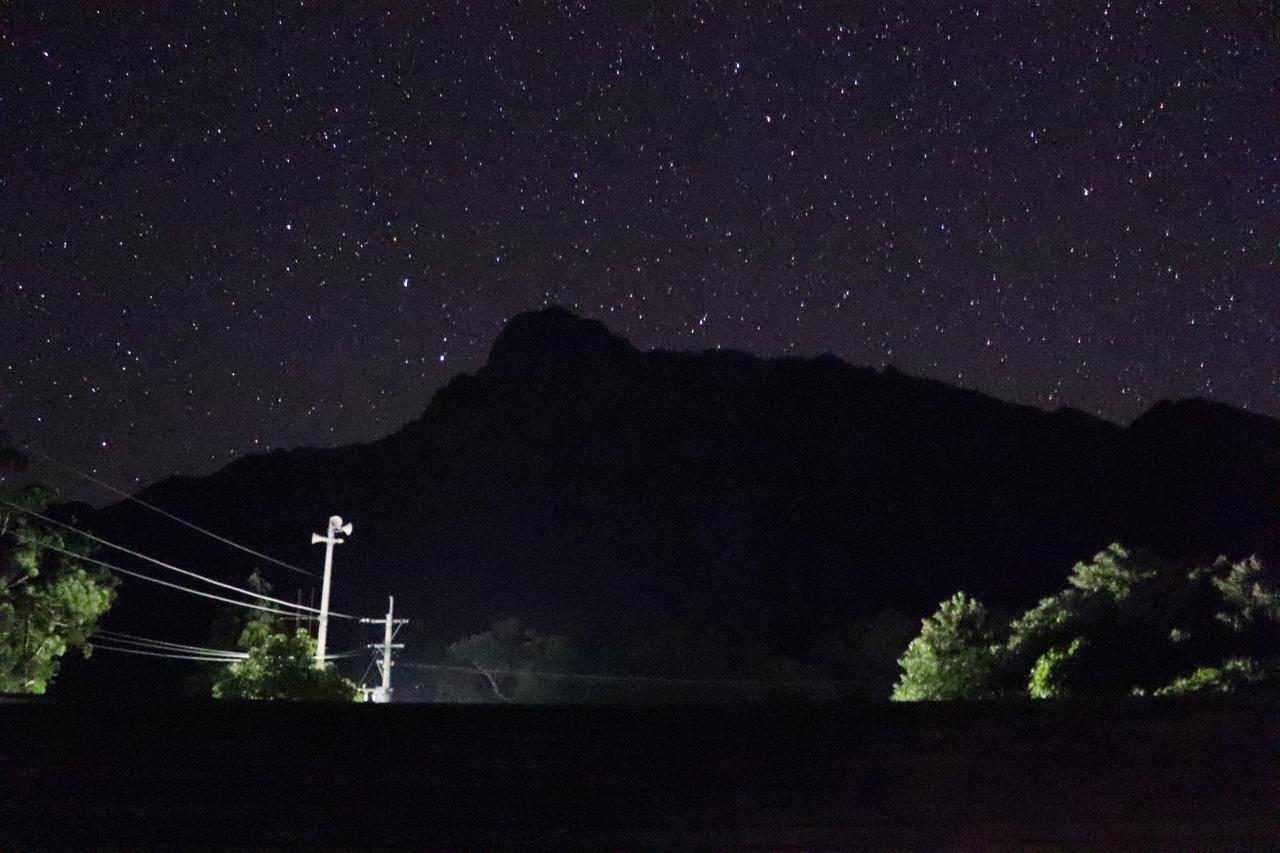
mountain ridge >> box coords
[82,307,1280,660]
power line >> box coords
[96,630,241,650]
[89,645,366,663]
[357,620,407,692]
[99,629,233,650]
[35,539,303,618]
[324,650,366,660]
[95,630,246,658]
[401,662,865,689]
[97,641,242,660]
[93,631,365,662]
[94,643,361,663]
[357,656,378,688]
[91,644,242,663]
[20,442,318,579]
[0,498,358,620]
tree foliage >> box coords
[0,440,117,694]
[1209,555,1280,633]
[1027,637,1083,699]
[1152,658,1273,697]
[443,617,578,702]
[211,628,357,701]
[891,592,1003,701]
[892,544,1280,701]
[1065,542,1158,598]
[1005,544,1170,697]
[210,572,357,701]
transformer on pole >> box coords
[309,514,352,668]
[361,595,408,703]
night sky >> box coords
[2,2,1277,501]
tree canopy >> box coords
[891,592,1003,701]
[211,572,357,701]
[892,544,1280,701]
[211,628,358,701]
[0,438,117,695]
[442,617,579,702]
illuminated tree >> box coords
[891,592,1004,701]
[211,627,357,701]
[211,571,356,701]
[0,438,116,695]
[1006,544,1164,698]
[1064,542,1158,598]
[896,545,1280,701]
[1153,658,1273,696]
[1147,555,1280,697]
[1209,554,1280,635]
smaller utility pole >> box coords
[360,595,408,703]
[310,514,352,667]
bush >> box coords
[212,629,358,701]
[891,592,1004,701]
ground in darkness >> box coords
[0,699,1274,850]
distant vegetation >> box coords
[430,544,1280,706]
[892,544,1279,701]
[0,437,116,694]
[438,618,580,702]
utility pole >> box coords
[360,595,407,703]
[310,514,352,667]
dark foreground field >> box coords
[1,699,1275,850]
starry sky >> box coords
[2,1,1277,501]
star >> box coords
[0,2,1272,499]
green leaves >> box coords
[1028,638,1084,699]
[1066,543,1158,600]
[1210,555,1280,632]
[891,592,1004,701]
[212,629,358,701]
[892,545,1280,701]
[1153,659,1261,696]
[208,570,357,701]
[0,483,116,694]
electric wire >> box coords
[357,620,408,689]
[7,451,412,681]
[93,629,366,660]
[97,629,235,651]
[97,640,243,659]
[356,656,378,688]
[19,442,318,579]
[0,498,358,619]
[34,539,303,617]
[90,644,242,663]
[95,630,246,658]
[97,637,243,658]
[400,661,864,689]
[97,630,235,650]
[94,642,363,662]
[14,538,373,661]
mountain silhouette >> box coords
[80,306,1280,669]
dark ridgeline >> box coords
[78,307,1280,672]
